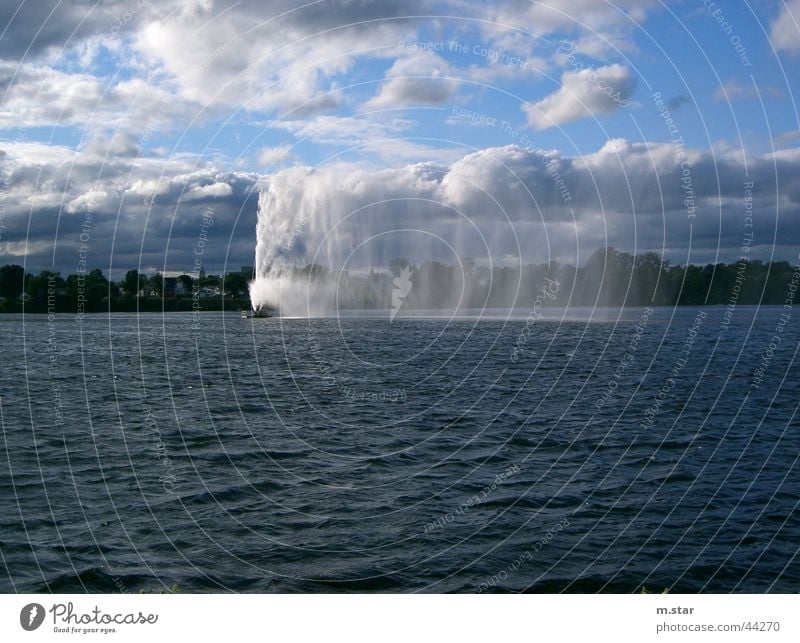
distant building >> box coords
[174,280,189,297]
[199,286,221,298]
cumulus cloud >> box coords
[478,0,663,57]
[0,0,676,145]
[66,190,112,214]
[80,131,142,158]
[130,0,436,116]
[253,140,800,275]
[6,136,800,274]
[366,52,460,109]
[0,0,145,60]
[0,142,259,273]
[0,62,187,130]
[183,182,234,201]
[0,1,427,130]
[4,0,789,276]
[770,0,800,52]
[0,0,670,133]
[523,64,635,129]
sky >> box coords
[1,0,800,277]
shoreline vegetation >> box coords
[1,247,798,314]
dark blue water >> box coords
[1,306,798,593]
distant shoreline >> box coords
[0,303,785,317]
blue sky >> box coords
[1,1,800,275]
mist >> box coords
[248,142,787,316]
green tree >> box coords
[85,268,110,312]
[0,264,25,299]
[178,274,194,294]
[148,272,164,297]
[223,272,248,298]
[122,269,141,295]
[26,271,64,308]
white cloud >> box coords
[274,114,457,162]
[258,145,295,167]
[183,182,233,201]
[366,52,460,109]
[253,139,800,275]
[66,190,112,214]
[276,115,413,144]
[129,1,432,116]
[523,64,635,129]
[6,135,800,272]
[0,62,186,130]
[479,0,663,57]
[770,0,800,52]
[713,80,783,102]
[81,131,142,157]
[0,1,141,60]
[0,140,260,271]
[0,0,672,139]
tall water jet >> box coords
[249,165,372,316]
[248,149,580,317]
[248,162,465,317]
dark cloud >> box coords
[667,94,691,111]
[0,1,145,60]
[5,138,800,277]
[0,142,260,275]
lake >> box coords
[0,306,798,592]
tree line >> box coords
[1,248,798,313]
[273,248,800,310]
[0,266,252,313]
